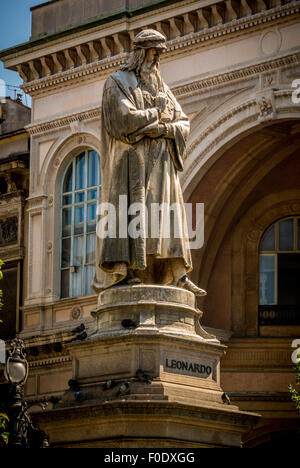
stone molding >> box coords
[33,399,259,431]
[173,52,300,98]
[28,355,71,369]
[3,0,298,96]
[221,338,295,370]
[27,194,49,214]
[25,106,101,136]
[182,88,300,194]
[23,50,300,138]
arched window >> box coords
[60,150,100,298]
[259,217,300,325]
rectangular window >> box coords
[259,254,276,305]
[278,253,300,305]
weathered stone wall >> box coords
[31,0,173,38]
[0,98,30,137]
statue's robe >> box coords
[92,69,192,293]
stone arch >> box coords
[189,126,300,304]
[185,112,300,333]
[182,90,300,199]
[40,131,101,194]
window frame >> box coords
[258,216,300,327]
[259,216,300,305]
[59,149,100,299]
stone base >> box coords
[34,285,260,447]
[92,284,217,341]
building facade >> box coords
[0,0,300,446]
[0,97,30,341]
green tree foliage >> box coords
[0,413,9,446]
[288,360,300,414]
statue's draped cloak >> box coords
[92,69,192,293]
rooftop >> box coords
[0,0,181,59]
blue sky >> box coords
[0,1,43,105]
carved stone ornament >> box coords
[0,216,18,245]
[256,90,276,121]
[71,305,83,320]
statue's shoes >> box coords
[178,276,207,296]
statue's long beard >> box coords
[139,61,162,96]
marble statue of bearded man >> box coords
[92,29,206,296]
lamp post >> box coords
[4,338,49,448]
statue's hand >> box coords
[143,123,165,138]
[155,94,167,118]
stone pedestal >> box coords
[92,284,215,339]
[35,286,260,447]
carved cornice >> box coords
[22,55,127,96]
[165,1,300,55]
[12,0,300,96]
[28,355,71,369]
[173,52,300,98]
[25,106,101,136]
[24,50,300,138]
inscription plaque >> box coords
[164,357,214,379]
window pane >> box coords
[87,203,97,221]
[61,238,71,268]
[63,164,73,193]
[73,236,84,266]
[279,219,293,251]
[61,269,70,298]
[75,153,86,190]
[87,189,97,200]
[259,255,276,305]
[260,225,275,251]
[87,203,97,233]
[75,191,85,203]
[88,150,98,187]
[62,208,72,237]
[85,265,94,295]
[63,194,72,205]
[74,205,84,235]
[278,253,300,305]
[71,266,83,297]
[86,233,96,264]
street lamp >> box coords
[5,339,28,386]
[3,338,49,448]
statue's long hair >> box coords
[121,49,146,76]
